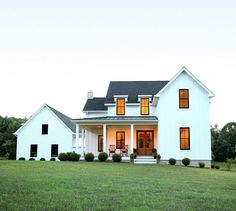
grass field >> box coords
[0,161,236,210]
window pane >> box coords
[30,144,37,157]
[180,128,190,150]
[98,135,103,152]
[42,124,48,134]
[179,89,189,108]
[116,132,125,149]
[141,98,149,115]
[51,144,58,157]
[117,98,125,115]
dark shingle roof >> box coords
[105,81,169,103]
[83,98,107,111]
[47,105,76,133]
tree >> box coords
[214,122,236,161]
[211,124,220,160]
[0,116,26,159]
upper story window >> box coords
[179,89,189,109]
[42,124,48,135]
[140,98,149,115]
[180,127,190,150]
[116,98,125,115]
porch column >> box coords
[130,124,134,153]
[103,124,107,153]
[81,128,84,153]
[76,124,80,150]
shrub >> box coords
[152,148,157,153]
[18,157,25,160]
[211,164,215,168]
[215,165,220,169]
[40,158,46,161]
[130,153,135,162]
[226,158,234,171]
[85,153,94,162]
[182,158,191,166]
[169,158,176,165]
[133,148,137,153]
[58,153,68,161]
[98,152,108,162]
[70,152,81,161]
[66,152,73,161]
[50,158,56,161]
[112,153,122,162]
[157,154,161,160]
[199,162,205,168]
[153,152,157,159]
[29,158,35,161]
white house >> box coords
[73,67,214,167]
[15,67,214,167]
[14,104,80,160]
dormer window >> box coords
[116,98,125,115]
[140,98,149,115]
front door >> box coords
[136,130,154,156]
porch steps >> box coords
[134,156,156,164]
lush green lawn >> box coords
[0,161,236,211]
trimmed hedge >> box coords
[98,152,108,162]
[58,152,80,161]
[169,158,176,165]
[50,158,56,161]
[29,158,35,161]
[58,153,67,161]
[18,157,25,160]
[70,152,81,161]
[112,153,122,162]
[182,158,191,166]
[85,153,95,162]
[40,158,46,161]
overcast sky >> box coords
[0,0,236,128]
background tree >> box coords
[213,122,236,161]
[0,116,26,159]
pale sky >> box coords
[0,0,236,128]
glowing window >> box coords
[179,89,189,108]
[141,98,149,115]
[116,98,125,115]
[180,127,190,150]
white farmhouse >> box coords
[74,67,214,166]
[15,67,214,167]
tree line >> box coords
[0,115,235,161]
[0,116,26,159]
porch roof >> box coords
[72,116,158,124]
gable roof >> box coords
[105,81,169,104]
[156,66,215,98]
[46,105,76,133]
[14,104,76,135]
[83,98,107,112]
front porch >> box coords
[73,116,158,157]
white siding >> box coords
[157,71,211,160]
[16,107,73,160]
